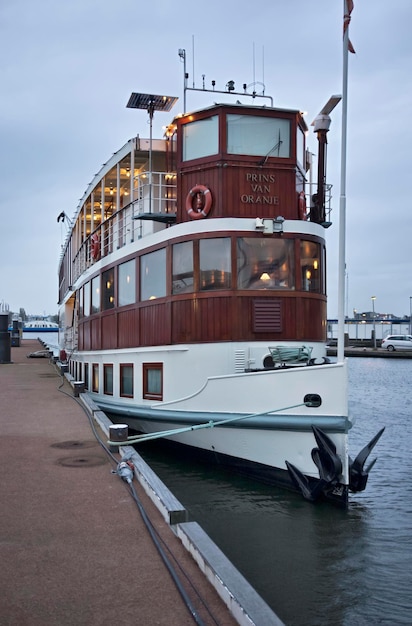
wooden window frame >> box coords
[142,363,163,401]
[103,364,114,396]
[120,363,134,398]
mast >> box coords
[337,0,353,363]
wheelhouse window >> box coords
[92,363,99,392]
[91,276,100,314]
[103,364,113,395]
[102,268,115,310]
[140,248,166,301]
[227,115,291,158]
[118,259,136,306]
[199,238,231,290]
[182,116,219,161]
[300,241,322,293]
[143,363,163,401]
[172,241,194,294]
[120,364,133,398]
[237,238,295,289]
[297,125,305,170]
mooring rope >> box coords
[107,401,308,447]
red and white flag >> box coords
[344,0,356,54]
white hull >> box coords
[92,355,350,495]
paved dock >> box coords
[327,346,412,358]
[0,339,283,626]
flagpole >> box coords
[337,0,351,363]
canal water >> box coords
[135,358,412,626]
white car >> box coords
[381,334,412,351]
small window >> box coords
[199,238,231,290]
[300,241,321,293]
[104,364,113,395]
[91,276,100,314]
[143,363,163,401]
[118,259,136,306]
[84,363,89,390]
[83,282,91,317]
[140,248,166,301]
[172,241,194,294]
[120,364,134,398]
[102,269,115,310]
[92,363,99,392]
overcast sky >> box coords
[1,0,411,319]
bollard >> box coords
[0,314,11,363]
[73,381,85,397]
[109,424,129,452]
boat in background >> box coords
[57,51,383,506]
[23,320,59,332]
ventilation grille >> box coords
[253,299,282,333]
[234,350,246,373]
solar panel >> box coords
[126,92,178,112]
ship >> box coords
[57,52,383,506]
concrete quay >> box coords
[327,346,412,358]
[0,339,283,626]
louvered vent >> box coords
[253,299,282,333]
[234,350,246,373]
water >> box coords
[135,358,412,626]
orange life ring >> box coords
[298,191,307,220]
[91,233,100,260]
[186,185,212,220]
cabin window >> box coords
[84,363,89,390]
[227,115,291,158]
[102,268,115,310]
[120,364,134,398]
[237,238,295,289]
[140,248,166,301]
[172,241,194,294]
[297,125,305,169]
[143,363,163,401]
[118,259,136,306]
[92,363,99,392]
[182,116,219,161]
[103,364,113,395]
[83,281,90,317]
[199,238,231,290]
[91,276,100,314]
[300,241,322,293]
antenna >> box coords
[178,47,273,111]
[192,35,195,88]
[252,42,256,85]
[262,45,265,90]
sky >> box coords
[0,0,411,319]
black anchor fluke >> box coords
[349,427,385,492]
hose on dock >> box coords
[55,369,213,626]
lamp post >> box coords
[410,296,412,335]
[371,296,376,349]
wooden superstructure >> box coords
[59,102,328,355]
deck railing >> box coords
[71,172,177,285]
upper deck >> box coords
[58,101,333,305]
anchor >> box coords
[286,426,385,503]
[348,427,385,492]
[286,426,343,502]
